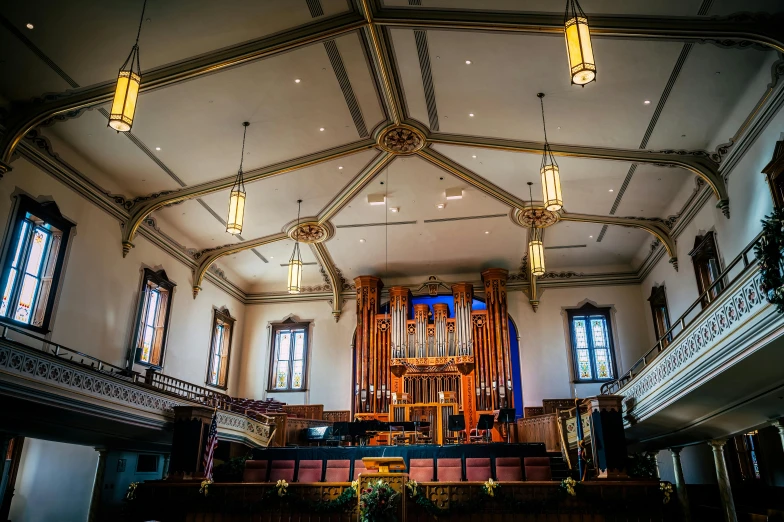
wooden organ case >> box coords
[352,269,515,441]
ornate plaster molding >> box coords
[510,207,560,228]
[310,242,344,321]
[377,125,426,155]
[284,219,335,244]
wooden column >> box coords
[586,395,628,479]
[354,276,382,414]
[482,268,512,409]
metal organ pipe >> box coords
[414,304,428,358]
[434,303,448,357]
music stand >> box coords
[447,415,465,444]
[477,414,495,443]
[498,408,516,443]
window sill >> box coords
[266,389,308,393]
[0,319,50,336]
[205,382,228,391]
[134,360,163,371]
[573,379,613,384]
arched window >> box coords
[567,303,617,382]
[648,285,671,349]
[131,268,175,368]
[689,232,723,308]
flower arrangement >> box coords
[199,479,213,497]
[660,481,673,504]
[482,478,499,498]
[359,479,399,522]
[276,479,289,497]
[406,479,419,497]
[125,482,139,501]
[755,209,784,312]
[560,477,577,497]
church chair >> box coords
[436,458,463,481]
[325,460,351,482]
[465,458,491,481]
[524,457,552,481]
[269,460,296,482]
[495,457,523,481]
[353,459,367,480]
[243,460,269,482]
[409,458,435,481]
[296,460,323,482]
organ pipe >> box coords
[414,304,429,358]
[434,303,448,357]
[452,283,473,356]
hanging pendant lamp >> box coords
[527,182,546,277]
[226,122,249,235]
[287,200,303,294]
[537,93,563,212]
[564,0,596,86]
[108,0,148,132]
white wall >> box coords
[657,445,719,485]
[238,299,356,410]
[9,438,98,522]
[0,158,247,395]
[508,284,649,406]
[640,104,784,346]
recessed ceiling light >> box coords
[557,126,561,130]
[338,166,343,170]
[389,207,399,213]
[589,235,593,238]
[469,113,474,117]
[319,127,325,131]
[644,100,651,105]
[484,231,490,234]
[155,147,161,151]
[465,60,472,64]
[359,238,366,243]
[609,189,613,192]
[295,78,301,83]
[26,23,34,29]
[436,203,445,209]
[270,256,274,259]
[472,155,477,158]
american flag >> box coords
[203,411,219,480]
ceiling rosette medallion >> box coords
[378,125,426,155]
[510,207,561,229]
[284,220,335,244]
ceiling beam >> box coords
[120,138,377,256]
[358,0,405,124]
[419,146,678,267]
[370,4,784,53]
[0,11,367,173]
[311,242,345,321]
[428,131,729,215]
[559,211,678,268]
[317,151,396,223]
[417,146,530,209]
[192,232,288,298]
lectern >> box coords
[358,457,408,519]
[362,457,407,473]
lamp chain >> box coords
[539,95,549,146]
[239,123,248,174]
[135,0,148,46]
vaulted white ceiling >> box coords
[0,0,781,294]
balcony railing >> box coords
[134,368,230,407]
[601,231,765,395]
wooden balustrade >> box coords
[136,368,229,406]
[323,410,350,422]
[517,413,560,452]
[283,404,324,419]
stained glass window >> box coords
[568,306,616,382]
[0,201,72,331]
[133,269,174,368]
[269,322,309,391]
[207,309,234,388]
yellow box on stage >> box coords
[362,456,407,473]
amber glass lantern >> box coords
[528,227,546,277]
[564,0,596,86]
[108,1,147,132]
[287,200,304,294]
[537,93,563,212]
[226,122,249,235]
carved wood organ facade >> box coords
[353,269,514,430]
